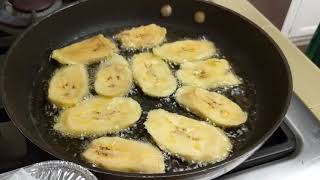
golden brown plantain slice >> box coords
[153,39,216,64]
[82,137,165,173]
[48,65,89,108]
[51,34,118,64]
[94,54,133,97]
[145,109,232,163]
[175,86,247,127]
[116,24,166,49]
[176,58,241,89]
[131,52,177,97]
[53,96,142,138]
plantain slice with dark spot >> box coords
[82,137,165,173]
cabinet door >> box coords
[283,0,320,38]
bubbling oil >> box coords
[32,26,257,174]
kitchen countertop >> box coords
[211,0,320,120]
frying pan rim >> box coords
[1,0,293,178]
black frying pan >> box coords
[1,0,292,179]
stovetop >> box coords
[1,2,320,179]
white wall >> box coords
[282,0,320,45]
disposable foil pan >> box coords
[0,160,98,180]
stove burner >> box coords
[11,0,56,12]
[0,0,75,34]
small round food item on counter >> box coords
[95,54,133,97]
[153,39,216,64]
[145,109,232,163]
[48,65,89,108]
[131,53,177,97]
[175,86,247,127]
[53,96,141,137]
[82,137,165,173]
[51,34,118,65]
[115,24,167,49]
[176,58,241,89]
